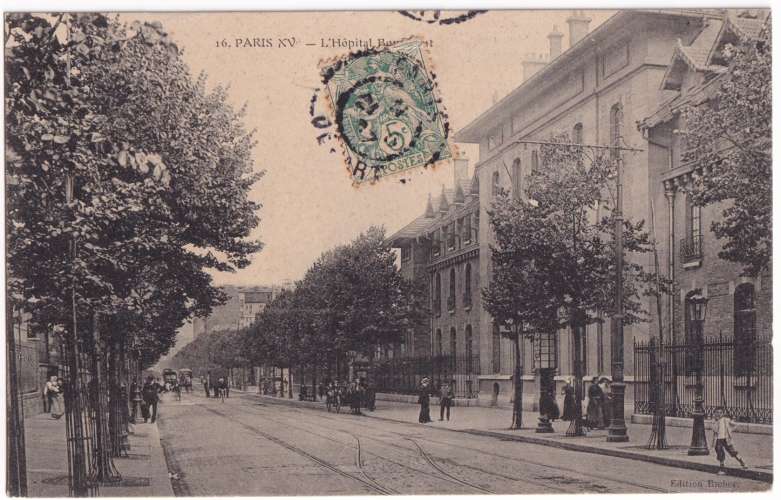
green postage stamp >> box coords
[320,39,452,184]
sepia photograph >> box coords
[3,4,774,497]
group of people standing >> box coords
[415,376,615,429]
[417,377,455,423]
[201,372,229,398]
[555,376,613,429]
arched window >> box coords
[465,325,474,373]
[531,150,539,174]
[435,329,442,356]
[610,103,623,160]
[573,122,583,144]
[448,267,456,311]
[492,323,501,373]
[434,272,442,315]
[463,262,472,307]
[492,171,500,197]
[511,158,522,198]
[734,284,756,376]
[450,327,457,355]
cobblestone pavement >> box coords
[157,388,769,496]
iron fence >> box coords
[371,354,480,398]
[634,335,772,424]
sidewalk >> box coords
[249,392,773,483]
[24,410,174,497]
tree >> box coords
[246,227,428,384]
[681,20,771,276]
[6,13,262,361]
[483,138,664,431]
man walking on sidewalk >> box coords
[142,376,163,423]
[439,379,454,421]
[713,408,748,474]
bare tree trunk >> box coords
[567,322,586,436]
[6,305,28,496]
[511,331,523,429]
[288,366,293,399]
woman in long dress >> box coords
[418,378,432,423]
[586,377,605,429]
[561,377,576,421]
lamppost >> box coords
[535,331,557,433]
[687,290,709,456]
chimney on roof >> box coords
[548,25,564,60]
[567,10,591,47]
[521,52,547,81]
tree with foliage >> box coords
[682,20,771,276]
[483,138,664,431]
[246,226,428,384]
[6,13,262,361]
[6,14,261,489]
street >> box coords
[157,387,768,495]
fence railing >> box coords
[634,335,772,424]
[371,354,481,398]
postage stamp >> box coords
[320,39,452,185]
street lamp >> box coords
[534,331,557,433]
[687,290,709,456]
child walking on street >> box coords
[712,408,748,474]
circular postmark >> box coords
[398,10,487,26]
[320,41,451,184]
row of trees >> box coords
[6,13,261,494]
[170,227,428,389]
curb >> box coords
[364,412,773,484]
[248,393,772,484]
[147,422,176,496]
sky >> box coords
[127,10,615,288]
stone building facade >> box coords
[387,158,482,379]
[640,12,771,348]
[454,10,727,409]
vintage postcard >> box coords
[4,7,773,498]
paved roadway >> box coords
[157,388,768,496]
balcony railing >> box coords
[680,235,702,263]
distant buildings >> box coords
[193,282,293,337]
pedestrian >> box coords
[586,376,604,429]
[439,379,454,421]
[318,382,325,401]
[712,408,748,474]
[561,377,576,421]
[599,377,612,428]
[142,376,163,423]
[418,378,432,423]
[45,375,63,419]
[205,372,211,398]
[541,381,560,422]
[349,379,363,415]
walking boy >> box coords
[712,408,748,474]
